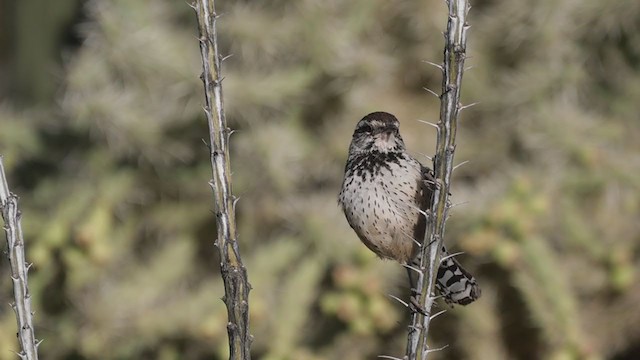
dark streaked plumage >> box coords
[338,111,480,306]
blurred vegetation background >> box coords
[1,0,639,359]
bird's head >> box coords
[349,112,406,154]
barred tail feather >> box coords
[436,252,481,305]
[408,246,481,306]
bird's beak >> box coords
[377,126,395,142]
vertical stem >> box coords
[406,1,470,359]
[193,1,252,359]
[0,156,40,360]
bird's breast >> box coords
[339,153,423,262]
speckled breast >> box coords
[339,152,424,263]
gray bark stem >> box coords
[0,156,41,360]
[405,1,471,359]
[193,1,252,359]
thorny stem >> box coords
[405,1,471,359]
[193,1,252,359]
[0,156,40,360]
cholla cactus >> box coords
[0,0,638,359]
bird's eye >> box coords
[358,124,373,133]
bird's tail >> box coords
[408,246,481,306]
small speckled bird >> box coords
[338,111,480,305]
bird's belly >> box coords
[340,178,421,263]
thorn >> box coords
[201,138,211,150]
[459,102,479,111]
[402,263,423,276]
[221,54,234,62]
[417,119,440,131]
[225,128,236,143]
[232,196,241,210]
[430,309,447,320]
[214,12,225,20]
[403,202,428,219]
[422,60,444,71]
[186,1,197,11]
[453,160,469,172]
[398,228,422,248]
[25,262,32,272]
[449,201,469,209]
[11,350,26,360]
[35,339,43,348]
[464,65,475,71]
[415,151,433,162]
[440,251,465,263]
[378,356,403,360]
[426,344,450,354]
[387,294,409,308]
[422,87,440,98]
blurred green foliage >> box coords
[1,0,639,359]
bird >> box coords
[338,111,480,306]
